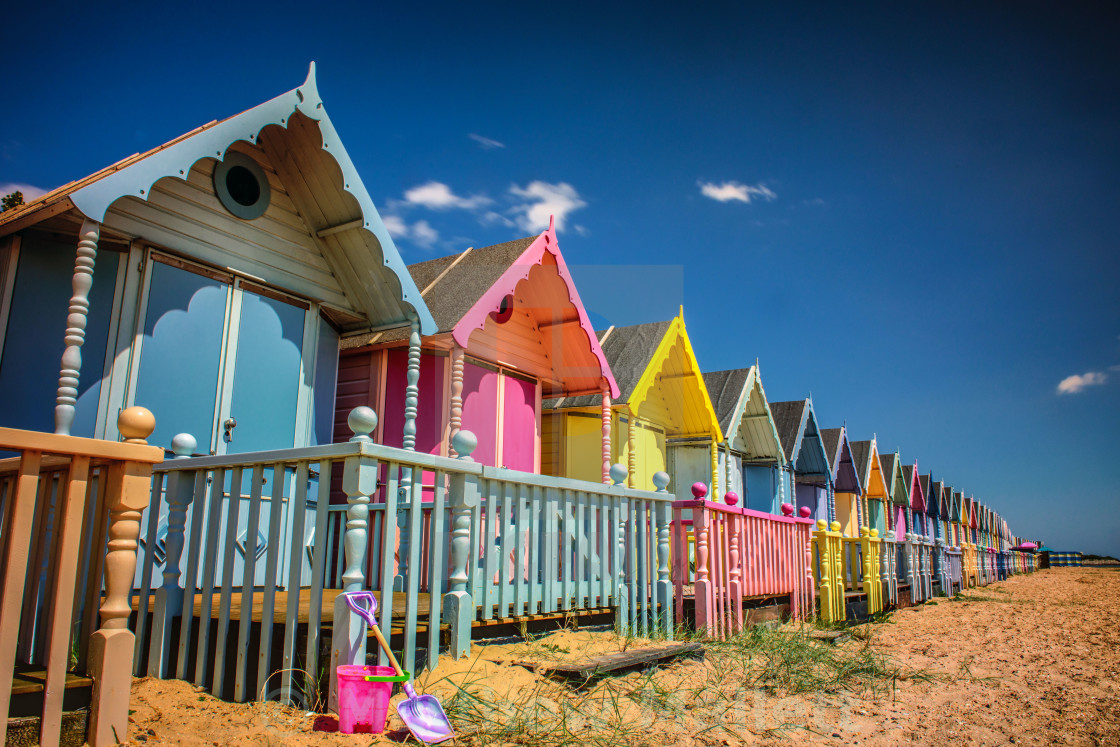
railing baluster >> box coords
[256,462,288,699]
[233,464,265,702]
[279,461,310,704]
[211,466,244,697]
[194,467,225,687]
[426,471,447,670]
[176,470,208,681]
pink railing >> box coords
[671,500,815,638]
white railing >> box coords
[134,410,675,707]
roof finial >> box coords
[678,304,684,320]
[549,214,555,232]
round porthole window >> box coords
[213,152,270,220]
[490,294,515,324]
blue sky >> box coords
[3,3,1118,556]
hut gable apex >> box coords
[821,426,862,495]
[450,227,618,398]
[1,63,433,333]
[702,366,783,462]
[770,398,829,479]
[626,313,721,438]
[851,439,888,500]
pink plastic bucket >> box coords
[336,665,405,734]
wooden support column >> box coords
[445,431,480,659]
[54,218,99,436]
[396,312,421,591]
[329,407,379,712]
[626,407,637,489]
[448,344,465,454]
[87,410,156,747]
[600,383,611,485]
[710,435,719,502]
[652,471,673,637]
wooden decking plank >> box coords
[513,642,704,678]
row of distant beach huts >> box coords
[0,66,1042,745]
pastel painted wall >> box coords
[835,492,860,536]
[867,499,887,536]
[744,464,781,514]
[668,442,712,501]
[461,361,499,467]
[892,505,907,534]
[620,416,666,491]
[796,484,828,523]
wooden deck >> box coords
[130,590,612,636]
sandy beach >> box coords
[124,567,1120,746]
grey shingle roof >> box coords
[850,440,872,482]
[546,320,672,409]
[820,428,842,469]
[768,400,807,463]
[343,236,536,347]
[702,368,751,435]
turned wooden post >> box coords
[610,463,629,631]
[626,409,637,489]
[54,218,99,436]
[727,493,743,632]
[693,495,712,634]
[709,435,719,502]
[329,407,379,712]
[396,312,421,591]
[600,383,611,485]
[448,344,464,455]
[87,408,157,747]
[652,471,673,637]
[444,430,479,659]
[147,433,197,677]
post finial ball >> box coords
[118,406,155,444]
[816,519,826,530]
[691,482,707,499]
[347,406,378,442]
[452,429,477,459]
[609,463,628,486]
[830,521,841,532]
[171,433,197,458]
[652,471,670,491]
[799,506,812,519]
[780,502,794,516]
[724,491,739,506]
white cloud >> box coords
[381,214,440,249]
[480,211,515,228]
[468,133,505,150]
[0,182,49,202]
[410,220,439,249]
[1109,364,1120,372]
[382,214,408,238]
[508,181,587,233]
[403,181,491,211]
[698,180,776,204]
[1057,371,1107,395]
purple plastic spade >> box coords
[342,591,455,744]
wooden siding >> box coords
[104,141,354,313]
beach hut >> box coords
[901,463,926,536]
[879,451,908,535]
[851,439,889,537]
[691,366,785,513]
[820,427,863,536]
[769,399,832,523]
[545,312,722,493]
[0,65,437,744]
[340,227,618,477]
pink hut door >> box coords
[501,374,538,472]
[893,505,907,534]
[461,362,499,467]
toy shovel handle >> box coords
[402,682,418,699]
[343,590,379,627]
